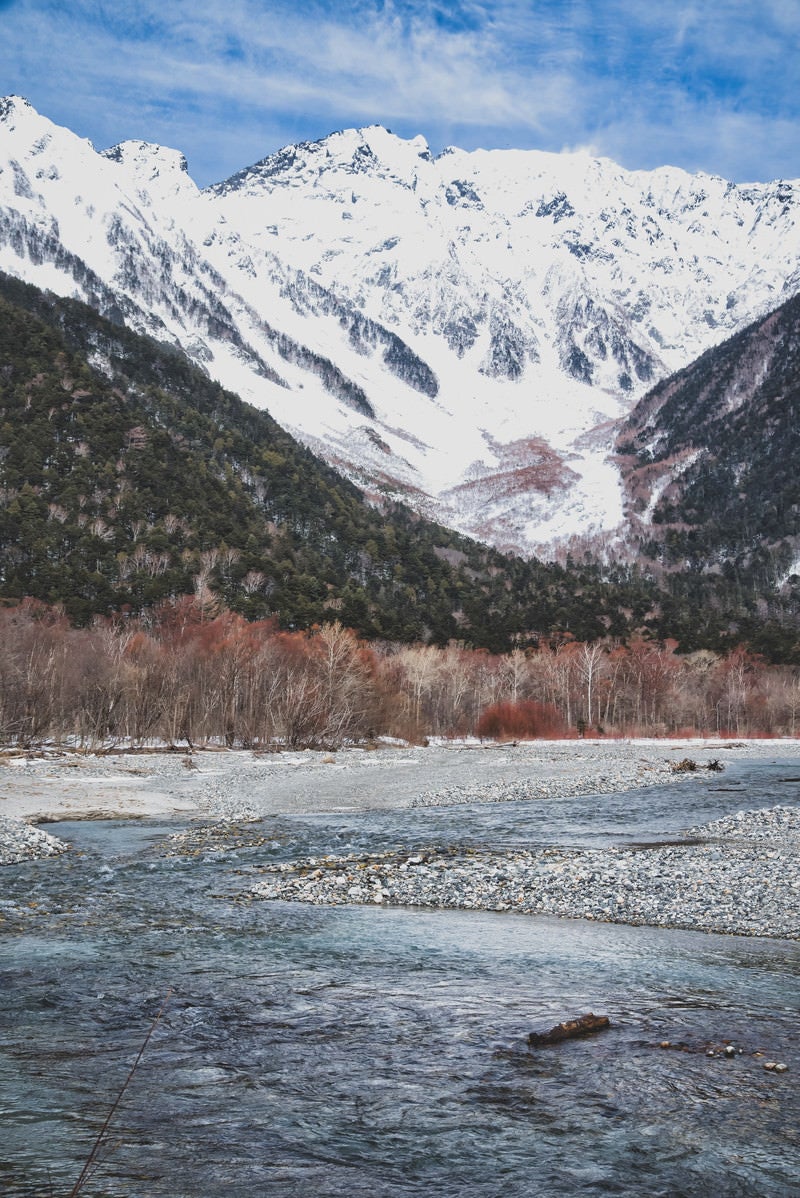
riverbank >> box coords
[2,741,800,943]
[0,738,792,850]
[0,737,772,828]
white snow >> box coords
[2,97,799,555]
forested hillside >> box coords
[618,290,800,574]
[610,289,800,659]
[0,272,653,649]
[3,271,800,659]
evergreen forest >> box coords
[2,271,800,661]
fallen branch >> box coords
[528,1012,611,1047]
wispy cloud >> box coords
[0,0,797,184]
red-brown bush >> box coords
[476,699,568,740]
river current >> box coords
[1,756,799,1196]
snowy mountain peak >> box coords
[102,140,190,177]
[344,125,433,173]
[0,95,35,125]
[0,93,39,128]
[0,93,99,167]
[210,124,433,197]
[2,100,800,558]
[101,140,197,203]
[0,93,85,154]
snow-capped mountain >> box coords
[1,95,799,556]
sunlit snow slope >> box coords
[2,97,799,555]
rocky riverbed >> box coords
[2,741,800,941]
[0,815,66,865]
[0,739,700,864]
[244,805,800,940]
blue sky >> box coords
[0,0,798,186]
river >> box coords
[1,756,799,1196]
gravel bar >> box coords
[0,742,685,866]
[0,741,701,841]
[410,762,676,807]
[246,806,800,940]
[0,816,66,865]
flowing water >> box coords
[1,757,799,1196]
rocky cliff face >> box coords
[1,96,799,555]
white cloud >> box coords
[0,0,797,184]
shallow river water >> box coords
[1,757,799,1196]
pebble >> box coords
[246,806,800,940]
[0,816,66,866]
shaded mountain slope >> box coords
[0,271,657,647]
[618,290,800,579]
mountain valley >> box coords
[2,97,800,657]
[2,96,799,559]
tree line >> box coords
[2,598,798,750]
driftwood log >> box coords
[528,1013,611,1047]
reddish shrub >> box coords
[476,700,568,740]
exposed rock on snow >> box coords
[2,97,800,553]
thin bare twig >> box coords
[67,989,172,1197]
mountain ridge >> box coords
[1,96,800,557]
